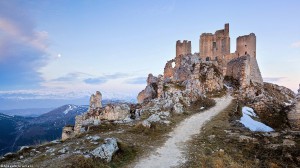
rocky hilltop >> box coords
[1,24,299,167]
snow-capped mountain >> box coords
[0,104,88,156]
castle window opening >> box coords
[245,51,247,55]
[206,57,210,61]
[215,56,218,61]
[213,42,216,48]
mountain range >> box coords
[0,104,88,156]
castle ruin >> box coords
[171,23,263,87]
[199,23,230,62]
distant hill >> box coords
[0,108,54,117]
[0,104,88,156]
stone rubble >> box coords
[90,138,119,162]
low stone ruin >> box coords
[61,126,75,141]
[62,91,139,140]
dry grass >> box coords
[183,100,300,168]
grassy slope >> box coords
[183,100,300,168]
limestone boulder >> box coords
[100,104,130,121]
[137,74,159,103]
[137,85,157,104]
[61,126,75,141]
[90,138,119,162]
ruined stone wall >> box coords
[226,55,263,88]
[249,55,263,84]
[236,33,256,57]
[221,53,237,75]
[199,23,230,61]
[163,59,175,79]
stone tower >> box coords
[199,23,230,61]
[236,33,256,57]
[176,40,191,58]
[175,40,191,67]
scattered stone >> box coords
[90,138,119,162]
[208,135,216,140]
[58,147,69,154]
[147,114,161,123]
[86,135,101,141]
[4,153,14,157]
[266,144,281,150]
[173,103,184,113]
[51,140,61,144]
[84,154,91,158]
[284,153,293,161]
[142,120,151,128]
[19,146,30,151]
[282,139,296,147]
[46,148,55,153]
[238,135,258,143]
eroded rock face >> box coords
[100,104,130,121]
[61,126,75,141]
[239,82,296,129]
[288,84,300,130]
[90,138,119,162]
[89,91,102,110]
[137,74,158,103]
[138,54,224,106]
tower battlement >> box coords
[176,40,191,58]
[199,23,230,62]
[236,33,256,57]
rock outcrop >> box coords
[137,74,158,103]
[61,126,75,141]
[137,54,224,105]
[238,82,296,129]
[288,84,300,130]
[89,91,102,110]
[90,138,119,162]
[137,53,224,120]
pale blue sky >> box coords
[0,0,299,102]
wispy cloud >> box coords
[291,41,300,48]
[263,77,286,82]
[83,72,130,85]
[84,77,107,84]
[125,77,147,84]
[0,1,50,89]
[52,72,92,82]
